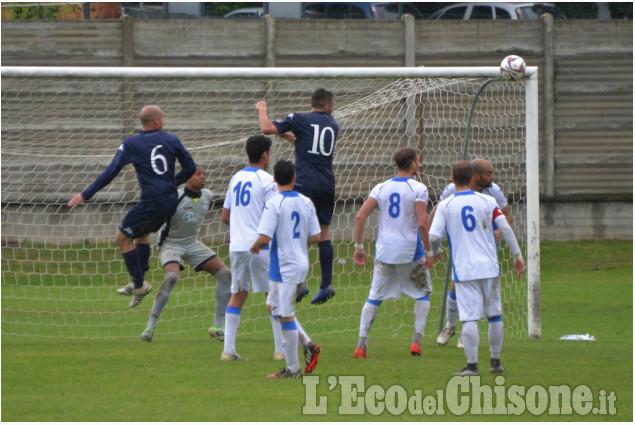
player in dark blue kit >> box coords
[68,105,196,308]
[256,88,338,305]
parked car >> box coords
[428,3,566,20]
[223,7,264,19]
[305,2,424,20]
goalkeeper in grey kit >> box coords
[139,165,232,342]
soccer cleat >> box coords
[490,358,505,374]
[129,282,152,308]
[353,347,367,358]
[457,335,464,348]
[273,352,285,361]
[295,284,310,303]
[310,286,335,305]
[410,342,422,356]
[454,365,480,376]
[267,367,302,379]
[220,351,244,361]
[116,282,134,296]
[140,326,154,342]
[303,342,321,374]
[437,326,456,345]
[207,326,225,341]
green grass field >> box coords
[2,240,632,421]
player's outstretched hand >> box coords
[255,100,268,112]
[353,249,367,266]
[513,257,526,276]
[68,193,85,208]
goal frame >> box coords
[1,65,540,339]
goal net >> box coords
[1,67,540,340]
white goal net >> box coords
[1,67,540,340]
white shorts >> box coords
[158,241,216,271]
[455,277,502,322]
[368,258,432,301]
[229,250,270,294]
[266,280,298,318]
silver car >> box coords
[428,2,566,20]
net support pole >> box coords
[525,71,541,339]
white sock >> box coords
[359,300,380,339]
[269,314,284,353]
[414,298,430,336]
[461,321,479,365]
[488,319,504,359]
[446,291,458,328]
[223,306,241,355]
[295,318,310,347]
[281,320,300,373]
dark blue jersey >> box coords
[273,111,339,191]
[82,130,196,205]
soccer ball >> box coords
[500,55,526,81]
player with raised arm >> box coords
[220,135,287,361]
[140,165,231,342]
[251,159,322,378]
[432,158,514,348]
[255,88,339,305]
[428,160,525,375]
[353,147,435,358]
[68,105,196,308]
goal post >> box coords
[1,66,540,340]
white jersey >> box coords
[223,167,277,252]
[158,187,213,247]
[257,191,321,284]
[440,182,507,209]
[369,177,428,264]
[429,190,505,282]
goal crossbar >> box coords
[1,65,538,79]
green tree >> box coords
[10,5,59,19]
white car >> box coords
[428,3,566,20]
[223,8,264,19]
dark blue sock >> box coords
[318,240,333,290]
[136,243,151,273]
[122,250,144,288]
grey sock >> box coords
[147,272,178,329]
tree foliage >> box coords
[10,5,58,19]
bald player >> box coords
[69,105,196,309]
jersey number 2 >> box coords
[291,211,300,239]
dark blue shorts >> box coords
[119,200,177,239]
[295,184,334,226]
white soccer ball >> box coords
[500,55,526,81]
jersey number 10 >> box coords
[308,124,335,156]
